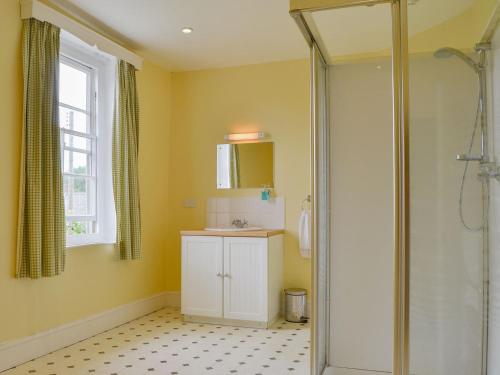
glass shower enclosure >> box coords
[290,0,500,374]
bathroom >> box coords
[1,0,500,375]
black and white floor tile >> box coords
[2,307,310,375]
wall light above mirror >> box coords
[224,131,266,142]
[217,142,274,189]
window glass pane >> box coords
[66,221,97,236]
[59,107,90,134]
[64,150,90,175]
[59,56,100,240]
[59,62,88,110]
[64,133,91,152]
[63,176,96,216]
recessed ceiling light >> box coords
[181,27,193,34]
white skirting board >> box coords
[323,367,392,375]
[0,291,180,372]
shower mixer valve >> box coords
[456,155,500,181]
[478,162,500,181]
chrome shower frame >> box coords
[291,1,500,374]
[474,42,491,375]
[290,1,409,374]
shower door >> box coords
[292,1,409,374]
[407,2,499,375]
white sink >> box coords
[205,227,262,232]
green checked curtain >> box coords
[229,144,240,188]
[16,19,65,278]
[113,60,141,260]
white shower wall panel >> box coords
[329,59,394,373]
[328,55,483,374]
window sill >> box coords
[66,241,116,250]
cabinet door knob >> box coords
[216,273,222,277]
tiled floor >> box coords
[2,307,310,375]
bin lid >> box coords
[285,288,307,296]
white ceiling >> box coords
[50,0,476,72]
[52,0,308,71]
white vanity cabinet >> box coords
[181,231,283,328]
[181,236,223,318]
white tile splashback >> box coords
[206,197,285,229]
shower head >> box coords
[433,47,481,73]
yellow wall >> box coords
[166,60,311,295]
[332,0,498,63]
[0,0,171,343]
[408,0,497,53]
[0,0,311,345]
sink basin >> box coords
[205,227,262,232]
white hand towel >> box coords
[299,209,311,258]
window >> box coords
[59,34,116,247]
[59,57,97,237]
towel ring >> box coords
[301,195,311,210]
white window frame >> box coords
[60,55,97,237]
[60,33,116,247]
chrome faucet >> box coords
[231,219,248,228]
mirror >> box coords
[217,142,274,189]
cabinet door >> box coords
[181,236,223,317]
[223,237,268,322]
